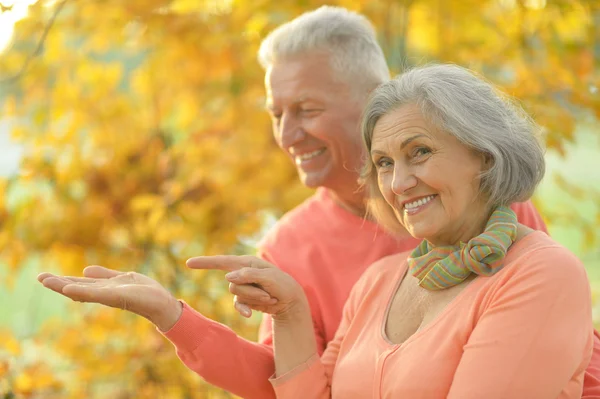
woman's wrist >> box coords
[154,296,183,332]
[272,295,310,323]
[272,295,317,377]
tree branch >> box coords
[0,0,68,86]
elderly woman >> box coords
[194,64,593,398]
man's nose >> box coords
[277,113,306,149]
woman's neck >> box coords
[427,205,493,247]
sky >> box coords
[0,121,22,177]
[1,2,33,176]
[0,11,17,54]
[0,0,38,53]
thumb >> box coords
[226,267,292,300]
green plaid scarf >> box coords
[407,206,518,291]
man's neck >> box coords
[327,187,367,218]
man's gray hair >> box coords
[258,6,390,92]
[361,64,546,234]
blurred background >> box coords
[0,0,598,397]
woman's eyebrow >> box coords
[400,134,425,150]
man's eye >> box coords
[300,109,321,116]
[376,159,392,168]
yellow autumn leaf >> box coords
[13,371,34,395]
[0,360,8,379]
[170,0,202,14]
[130,194,164,212]
[0,330,21,356]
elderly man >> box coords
[39,6,600,398]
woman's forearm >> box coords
[272,297,318,377]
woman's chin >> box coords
[406,225,437,242]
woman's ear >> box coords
[481,152,493,171]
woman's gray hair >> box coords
[258,6,390,93]
[361,64,546,234]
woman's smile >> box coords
[401,194,438,216]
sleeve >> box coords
[161,302,277,399]
[257,249,328,355]
[269,265,369,399]
[582,330,600,398]
[447,247,593,399]
[510,200,548,234]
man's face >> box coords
[265,53,366,191]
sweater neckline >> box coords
[378,230,544,348]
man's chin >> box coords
[298,171,327,189]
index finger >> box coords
[186,255,271,272]
[38,273,98,285]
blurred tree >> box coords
[0,0,598,397]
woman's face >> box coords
[370,104,490,246]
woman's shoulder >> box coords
[472,231,592,325]
[501,231,588,288]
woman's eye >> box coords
[413,147,431,158]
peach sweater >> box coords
[271,231,594,399]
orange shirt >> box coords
[271,231,594,399]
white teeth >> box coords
[404,195,435,210]
[296,148,325,161]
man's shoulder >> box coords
[277,192,327,226]
[258,191,333,249]
[510,200,547,233]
